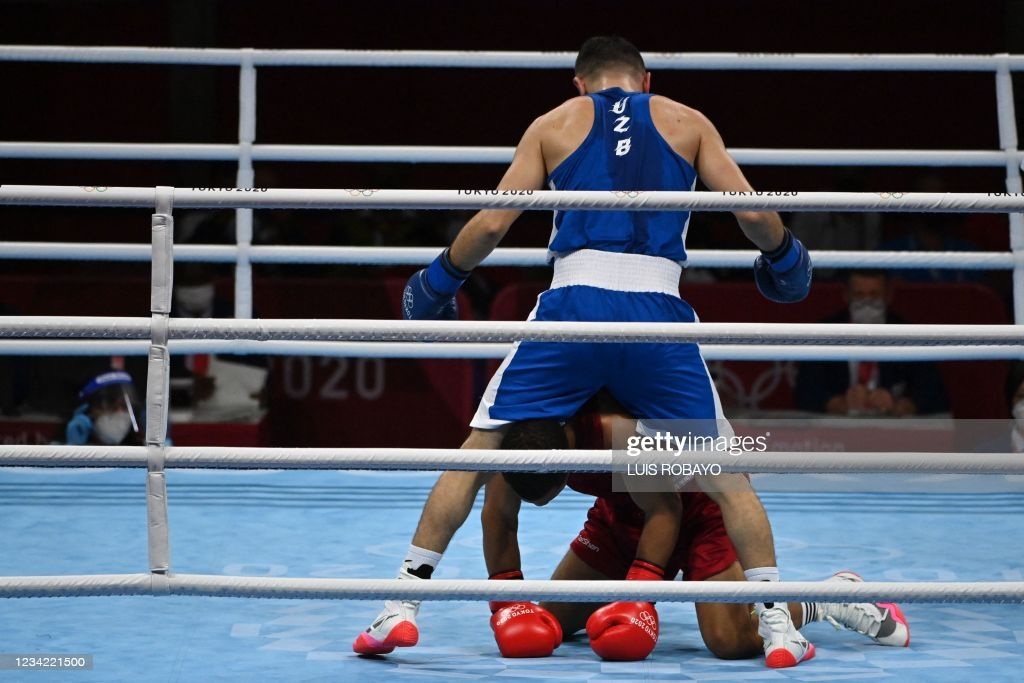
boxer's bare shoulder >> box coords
[530,96,595,172]
[649,95,707,166]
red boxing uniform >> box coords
[567,413,737,581]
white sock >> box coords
[401,545,443,579]
[744,566,780,583]
[744,566,783,612]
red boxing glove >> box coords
[586,559,664,661]
[490,602,563,658]
[626,559,664,582]
[587,601,659,661]
[489,569,524,614]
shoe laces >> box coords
[383,599,420,621]
[825,602,883,637]
[759,606,794,632]
[394,568,422,616]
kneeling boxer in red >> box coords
[484,417,686,660]
[483,414,909,665]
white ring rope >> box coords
[1,142,1021,168]
[2,46,1021,614]
[1,46,1023,71]
[1,340,1019,361]
[0,446,1020,474]
[3,186,1024,212]
[2,317,1021,346]
[0,243,1018,271]
[0,574,1020,603]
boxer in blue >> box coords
[355,35,813,668]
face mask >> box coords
[849,298,885,324]
[93,411,132,445]
[175,283,215,315]
[1013,399,1024,432]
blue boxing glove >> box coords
[402,247,471,320]
[753,228,812,303]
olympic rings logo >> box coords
[81,186,108,192]
[708,360,793,410]
[612,191,643,199]
[346,189,379,197]
[877,192,905,199]
[494,604,532,627]
[639,610,657,626]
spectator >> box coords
[170,261,234,406]
[794,270,949,416]
[170,212,267,411]
[170,260,268,413]
[61,370,142,446]
[172,261,233,319]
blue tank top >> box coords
[547,87,698,264]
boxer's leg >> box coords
[354,429,500,655]
[695,562,805,659]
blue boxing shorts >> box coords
[470,249,724,430]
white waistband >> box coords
[550,249,682,296]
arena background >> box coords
[0,0,1021,447]
[2,4,1024,682]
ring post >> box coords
[235,49,256,319]
[146,186,174,583]
[996,58,1024,324]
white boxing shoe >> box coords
[821,570,910,647]
[758,605,816,668]
[352,568,421,655]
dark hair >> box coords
[575,36,645,79]
[501,420,569,504]
[1006,361,1024,408]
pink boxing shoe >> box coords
[353,599,420,655]
[821,570,910,647]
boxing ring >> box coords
[1,47,1024,681]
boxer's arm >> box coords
[482,474,524,575]
[448,120,548,271]
[692,114,786,252]
[598,413,679,569]
[628,489,682,570]
[600,414,681,568]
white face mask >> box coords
[849,298,886,324]
[1013,399,1024,432]
[93,411,132,445]
[175,283,215,315]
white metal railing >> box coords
[0,243,1019,270]
[1,47,1022,322]
[1,174,1022,583]
[1,48,1023,596]
[2,46,1023,69]
[2,141,1022,167]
